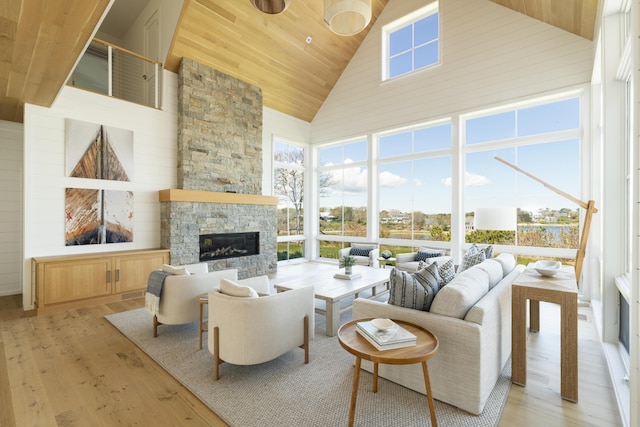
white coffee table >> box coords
[274,265,390,336]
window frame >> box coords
[273,138,307,263]
[382,2,440,81]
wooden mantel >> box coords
[158,189,278,206]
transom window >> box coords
[383,3,439,80]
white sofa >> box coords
[208,279,315,380]
[352,253,524,415]
[150,263,238,337]
[395,247,451,272]
[339,243,380,268]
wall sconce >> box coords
[324,0,372,36]
[250,0,290,14]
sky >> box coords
[317,97,581,217]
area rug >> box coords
[105,308,510,427]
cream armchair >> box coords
[149,263,238,337]
[395,248,451,272]
[208,281,315,380]
[339,243,380,268]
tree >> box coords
[274,150,304,235]
[274,149,334,236]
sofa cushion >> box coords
[458,244,486,273]
[415,249,446,262]
[493,252,516,276]
[437,259,456,286]
[475,259,503,289]
[430,266,490,319]
[161,264,191,275]
[220,278,259,298]
[388,265,440,311]
[350,247,373,257]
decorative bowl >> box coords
[381,249,392,259]
[371,318,394,331]
[534,260,562,277]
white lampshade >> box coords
[474,207,517,231]
[251,0,290,14]
[324,0,372,36]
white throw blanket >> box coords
[145,270,171,316]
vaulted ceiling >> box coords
[0,0,598,124]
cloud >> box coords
[442,171,491,187]
[329,166,368,194]
[379,170,408,187]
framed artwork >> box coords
[65,118,134,181]
[65,188,134,245]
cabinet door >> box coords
[115,252,169,293]
[43,259,112,305]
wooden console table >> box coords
[511,264,578,401]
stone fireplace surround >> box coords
[160,59,278,278]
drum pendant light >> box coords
[250,0,290,14]
[324,0,372,36]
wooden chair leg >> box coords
[213,326,220,380]
[153,315,159,337]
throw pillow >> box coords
[437,259,456,287]
[388,265,440,311]
[458,245,486,273]
[482,245,494,259]
[415,249,445,262]
[219,278,259,298]
[161,264,191,275]
[350,247,372,257]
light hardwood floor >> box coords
[0,263,623,426]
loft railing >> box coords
[67,38,162,109]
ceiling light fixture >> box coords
[250,0,290,14]
[323,0,372,36]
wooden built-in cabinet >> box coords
[32,249,170,314]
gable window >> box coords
[383,3,439,80]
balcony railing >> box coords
[67,38,162,109]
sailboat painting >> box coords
[65,188,134,245]
[65,118,133,181]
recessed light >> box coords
[305,36,312,44]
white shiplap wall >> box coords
[0,120,23,296]
[311,0,594,142]
[22,71,179,309]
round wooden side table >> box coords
[337,318,439,427]
[196,293,208,350]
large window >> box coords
[317,139,368,258]
[274,140,305,261]
[463,96,582,264]
[378,122,452,243]
[383,3,439,80]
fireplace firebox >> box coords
[199,232,260,261]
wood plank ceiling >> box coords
[0,0,111,123]
[0,0,598,124]
[165,0,389,122]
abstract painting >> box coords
[65,188,134,245]
[65,118,134,181]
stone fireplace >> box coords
[160,58,277,278]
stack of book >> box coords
[356,320,417,351]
